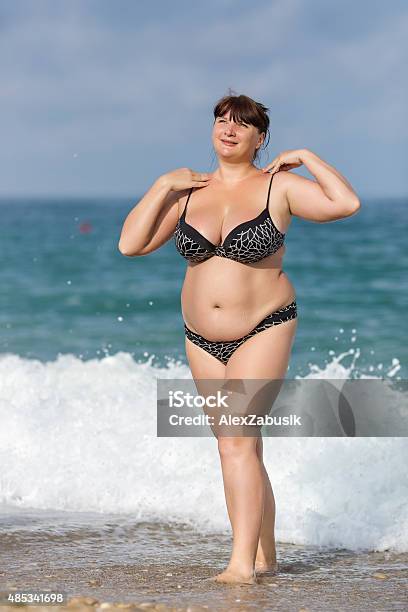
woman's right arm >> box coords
[118,175,179,256]
[118,169,211,257]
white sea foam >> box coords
[0,351,406,552]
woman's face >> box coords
[212,110,264,162]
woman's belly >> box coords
[181,256,296,341]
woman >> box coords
[118,94,360,585]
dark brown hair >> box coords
[213,91,270,163]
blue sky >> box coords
[1,0,407,198]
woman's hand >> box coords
[160,167,212,191]
[261,149,306,174]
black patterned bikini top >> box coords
[174,172,285,264]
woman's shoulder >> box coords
[181,169,289,201]
[246,169,290,193]
[175,187,193,202]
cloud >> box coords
[1,0,407,195]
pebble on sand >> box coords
[372,572,388,580]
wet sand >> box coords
[0,508,407,611]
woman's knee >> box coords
[217,435,258,458]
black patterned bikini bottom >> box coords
[184,300,297,366]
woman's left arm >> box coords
[263,148,361,223]
[299,149,360,206]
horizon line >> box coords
[0,193,406,201]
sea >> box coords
[0,195,407,611]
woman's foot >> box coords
[254,560,278,574]
[209,568,258,585]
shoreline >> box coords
[1,510,406,611]
[1,547,407,612]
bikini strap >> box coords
[265,172,275,210]
[181,187,193,218]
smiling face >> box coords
[212,110,265,162]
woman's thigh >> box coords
[225,317,298,379]
[185,336,226,380]
[221,319,298,434]
[184,319,297,437]
[185,337,227,438]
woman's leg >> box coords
[212,317,297,583]
[184,315,297,584]
[213,435,278,583]
[255,435,278,573]
[215,435,264,583]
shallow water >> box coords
[0,507,407,611]
[1,196,407,379]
